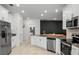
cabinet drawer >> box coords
[41,39,47,49]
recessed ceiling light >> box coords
[41,13,44,16]
[21,10,24,13]
[16,4,20,7]
[44,10,47,13]
[55,9,58,12]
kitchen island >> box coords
[31,35,47,49]
[31,34,66,54]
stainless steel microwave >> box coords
[66,20,73,27]
[72,16,79,27]
[66,16,79,27]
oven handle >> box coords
[61,42,71,47]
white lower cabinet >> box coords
[31,36,47,49]
[71,45,79,55]
[31,36,36,45]
[41,38,47,49]
[31,36,62,53]
[56,38,61,55]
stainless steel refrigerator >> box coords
[0,21,11,55]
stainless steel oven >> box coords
[61,40,72,55]
[72,34,79,43]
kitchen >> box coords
[0,4,79,55]
[24,4,79,55]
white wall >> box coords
[24,19,40,40]
[63,4,79,39]
[9,13,23,48]
[0,5,9,21]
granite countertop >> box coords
[47,34,66,39]
[31,35,47,37]
[47,36,66,39]
[32,34,66,40]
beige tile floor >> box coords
[10,40,56,55]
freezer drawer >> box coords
[0,44,11,55]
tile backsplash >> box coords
[66,29,79,39]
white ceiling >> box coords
[1,4,66,20]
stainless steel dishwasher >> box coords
[47,38,56,53]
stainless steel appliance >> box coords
[66,20,73,27]
[47,38,56,53]
[61,40,72,55]
[72,16,79,27]
[66,16,79,28]
[0,21,11,55]
[72,34,79,43]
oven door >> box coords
[61,42,71,55]
[72,37,79,43]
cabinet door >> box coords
[71,45,79,55]
[36,37,47,49]
[35,37,41,47]
[31,36,36,45]
[56,38,61,55]
[31,36,47,49]
[41,38,47,49]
